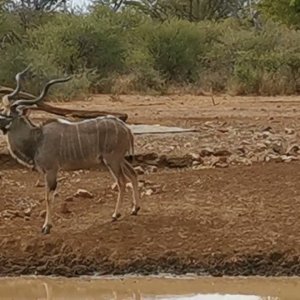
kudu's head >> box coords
[0,67,72,134]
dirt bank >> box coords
[1,94,300,277]
[2,161,300,276]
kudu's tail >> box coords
[127,129,135,164]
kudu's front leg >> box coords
[42,171,58,235]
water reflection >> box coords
[0,276,294,300]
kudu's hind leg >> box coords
[122,160,141,216]
[42,171,57,234]
[104,159,126,221]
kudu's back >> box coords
[36,116,134,171]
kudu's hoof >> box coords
[131,206,141,216]
[41,224,52,235]
[112,213,121,222]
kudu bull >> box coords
[0,68,140,234]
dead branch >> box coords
[31,103,128,121]
[0,86,128,122]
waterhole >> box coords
[0,276,299,299]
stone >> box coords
[74,189,93,199]
[65,196,73,202]
[286,144,299,156]
[145,189,154,196]
[35,179,45,187]
[147,165,158,173]
[272,143,285,155]
[61,203,71,214]
[24,208,32,217]
[134,166,145,175]
[215,162,229,168]
[111,182,118,191]
[212,156,229,168]
[200,148,214,157]
[255,143,267,152]
[213,149,232,157]
[1,210,21,219]
[262,126,273,132]
[166,155,193,168]
[265,154,282,163]
[285,128,295,135]
[217,128,229,133]
[281,155,298,162]
[39,210,46,218]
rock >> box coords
[236,146,246,155]
[135,152,159,165]
[211,156,229,168]
[166,155,193,168]
[192,160,202,166]
[111,182,118,191]
[285,128,295,135]
[134,166,145,175]
[265,154,282,163]
[147,165,158,173]
[61,203,71,214]
[145,189,154,196]
[215,162,229,168]
[138,181,145,188]
[126,182,133,189]
[232,157,253,166]
[1,209,22,219]
[65,196,73,202]
[39,210,46,218]
[35,179,45,187]
[282,156,292,163]
[213,149,232,157]
[191,153,200,160]
[217,128,229,133]
[262,131,272,139]
[281,155,298,162]
[200,148,214,157]
[74,189,93,199]
[272,143,285,155]
[24,208,32,217]
[142,152,159,161]
[241,140,252,146]
[286,144,299,156]
[262,126,273,132]
[190,153,204,165]
[255,143,267,152]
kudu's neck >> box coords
[7,117,43,168]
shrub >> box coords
[1,10,300,98]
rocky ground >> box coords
[1,94,300,276]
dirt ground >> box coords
[2,94,300,277]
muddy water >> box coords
[0,276,299,300]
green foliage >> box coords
[0,6,300,98]
[259,0,300,28]
[133,19,218,82]
[26,13,127,75]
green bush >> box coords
[135,19,213,82]
[0,9,300,98]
